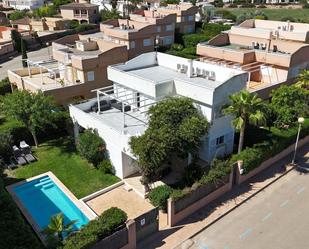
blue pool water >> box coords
[13,175,89,231]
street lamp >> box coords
[46,42,50,59]
[291,117,305,164]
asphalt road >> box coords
[0,47,51,80]
[189,151,309,249]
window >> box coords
[143,38,152,47]
[188,15,194,21]
[74,9,79,14]
[186,25,194,33]
[81,9,87,14]
[165,24,173,31]
[216,136,225,146]
[162,36,173,45]
[130,41,135,49]
[87,71,94,81]
[156,26,161,32]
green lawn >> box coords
[218,8,309,23]
[9,137,120,198]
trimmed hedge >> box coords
[231,120,309,173]
[62,207,127,249]
[0,173,43,249]
[148,185,173,212]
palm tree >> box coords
[296,70,309,90]
[223,90,266,153]
[43,213,77,244]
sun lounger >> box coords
[12,145,27,165]
[19,142,36,163]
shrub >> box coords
[182,162,203,187]
[0,78,11,96]
[77,129,106,166]
[75,24,96,33]
[199,159,231,186]
[0,132,13,162]
[62,207,127,249]
[183,33,210,47]
[148,185,173,212]
[98,159,115,175]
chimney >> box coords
[187,59,193,78]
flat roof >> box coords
[125,65,223,90]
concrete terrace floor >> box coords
[85,185,154,220]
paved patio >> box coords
[85,185,154,219]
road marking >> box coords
[280,200,289,208]
[297,187,306,194]
[240,228,252,240]
[262,212,272,221]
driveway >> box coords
[188,152,309,249]
[0,47,51,80]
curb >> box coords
[172,164,296,249]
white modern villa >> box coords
[69,52,248,179]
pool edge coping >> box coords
[6,171,97,245]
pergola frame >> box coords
[92,83,157,128]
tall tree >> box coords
[130,97,208,185]
[223,90,266,153]
[21,38,27,68]
[43,213,77,246]
[296,70,309,90]
[270,85,309,128]
[2,91,56,147]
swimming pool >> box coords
[12,175,90,232]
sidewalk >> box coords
[137,144,309,249]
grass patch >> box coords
[218,8,309,22]
[9,137,120,198]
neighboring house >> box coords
[8,34,128,104]
[69,52,248,178]
[101,11,176,58]
[11,17,71,31]
[2,0,44,10]
[196,19,309,98]
[149,3,198,34]
[60,0,100,24]
[30,17,71,32]
[0,26,15,57]
[10,16,31,30]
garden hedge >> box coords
[62,207,127,249]
[148,185,174,212]
[231,120,309,173]
[0,173,43,249]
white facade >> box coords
[3,0,44,10]
[90,0,129,14]
[69,52,248,179]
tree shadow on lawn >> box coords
[36,136,77,156]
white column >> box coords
[73,122,80,145]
